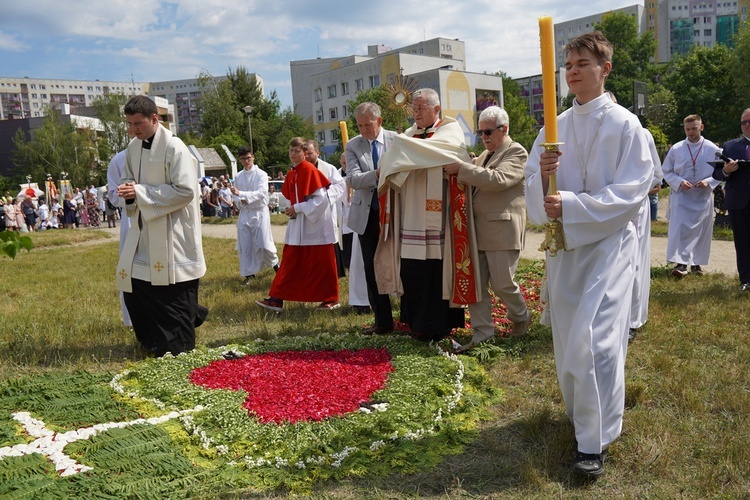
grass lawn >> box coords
[0,227,748,497]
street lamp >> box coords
[243,105,254,153]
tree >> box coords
[12,109,98,187]
[91,92,130,160]
[198,67,313,168]
[594,12,658,111]
[497,73,539,152]
[661,44,741,143]
[729,18,750,110]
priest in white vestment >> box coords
[116,96,206,357]
[525,32,651,476]
[232,147,279,283]
[662,115,720,277]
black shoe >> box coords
[691,265,704,276]
[671,264,688,278]
[352,305,371,315]
[628,328,637,343]
[273,264,279,273]
[195,305,209,328]
[363,324,393,335]
[573,450,607,477]
[741,283,750,292]
[242,275,255,285]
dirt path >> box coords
[199,221,739,278]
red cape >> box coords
[282,160,331,204]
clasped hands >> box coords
[117,182,137,200]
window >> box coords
[342,104,349,117]
[317,131,325,143]
[316,110,324,122]
[314,88,322,102]
[704,16,711,23]
[329,107,338,120]
[87,86,93,91]
[30,84,36,89]
[31,93,37,98]
[704,29,712,36]
[341,81,349,95]
[694,29,700,36]
[327,84,336,98]
[33,102,38,108]
[40,94,46,99]
[355,78,364,92]
[40,84,46,89]
[369,75,380,88]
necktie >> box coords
[371,140,379,211]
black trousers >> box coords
[359,209,393,328]
[400,258,465,339]
[730,206,750,283]
[124,278,199,357]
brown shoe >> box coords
[510,314,532,337]
[363,325,393,335]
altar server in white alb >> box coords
[231,146,279,284]
[525,31,652,477]
[116,95,207,357]
[662,114,720,278]
[629,127,664,341]
[107,147,132,327]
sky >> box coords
[0,1,640,109]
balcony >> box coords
[532,88,543,95]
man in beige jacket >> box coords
[444,105,531,349]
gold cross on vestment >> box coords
[153,261,164,272]
[119,269,128,279]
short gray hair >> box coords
[412,88,440,107]
[354,102,381,120]
[478,106,509,129]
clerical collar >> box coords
[142,133,156,150]
[414,119,441,138]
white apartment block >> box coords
[513,72,570,129]
[291,38,502,155]
[552,0,748,68]
[0,77,147,120]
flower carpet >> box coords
[0,335,499,496]
[0,261,544,497]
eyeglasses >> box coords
[478,126,503,136]
[741,120,750,126]
[238,156,253,161]
[412,104,432,113]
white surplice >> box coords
[526,93,652,454]
[233,165,279,277]
[662,137,720,266]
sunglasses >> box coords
[741,120,750,126]
[478,126,503,136]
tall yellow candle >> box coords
[339,121,349,148]
[539,16,558,143]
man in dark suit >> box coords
[345,102,397,334]
[713,108,750,291]
[444,106,531,349]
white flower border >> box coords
[110,335,466,473]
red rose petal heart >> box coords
[189,348,393,424]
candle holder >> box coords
[539,142,568,257]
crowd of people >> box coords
[0,185,122,233]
